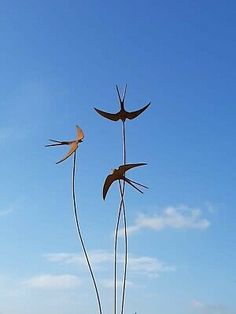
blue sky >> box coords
[0,0,236,313]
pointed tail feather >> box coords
[124,178,144,194]
[127,178,148,189]
[122,84,127,103]
[116,85,122,104]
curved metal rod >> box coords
[119,178,127,314]
[114,187,124,314]
[72,151,103,314]
[120,120,128,314]
[113,120,128,314]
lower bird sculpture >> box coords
[45,125,84,164]
[103,163,148,200]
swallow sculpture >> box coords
[103,163,148,200]
[94,85,150,122]
[45,125,84,164]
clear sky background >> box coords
[0,1,235,313]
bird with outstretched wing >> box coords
[45,125,84,164]
[103,163,148,200]
[94,85,150,122]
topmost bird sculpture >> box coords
[45,125,84,164]
[94,85,150,122]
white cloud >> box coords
[192,299,205,308]
[128,256,175,278]
[192,299,234,314]
[102,279,133,288]
[45,250,175,279]
[46,253,85,264]
[22,274,80,290]
[122,205,210,235]
[45,251,113,268]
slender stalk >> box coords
[114,190,124,314]
[119,179,127,314]
[72,151,103,314]
[114,180,127,314]
[113,121,127,314]
[122,121,127,165]
[120,120,128,314]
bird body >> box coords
[103,163,148,200]
[46,125,84,164]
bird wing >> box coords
[126,103,150,120]
[118,163,147,175]
[56,142,78,164]
[94,107,120,121]
[103,173,117,200]
[76,125,84,141]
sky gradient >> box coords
[0,1,236,314]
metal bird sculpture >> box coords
[103,163,148,200]
[45,125,84,164]
[94,85,150,122]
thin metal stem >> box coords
[72,151,103,314]
[113,120,128,314]
[122,121,127,165]
[120,120,128,314]
[114,188,124,314]
[119,179,127,314]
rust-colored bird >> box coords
[45,125,84,164]
[94,85,150,122]
[103,163,148,200]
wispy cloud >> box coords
[0,199,24,217]
[45,250,175,279]
[45,251,113,268]
[192,299,234,314]
[121,205,210,236]
[0,207,14,217]
[101,279,133,288]
[21,274,80,290]
[128,256,175,278]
